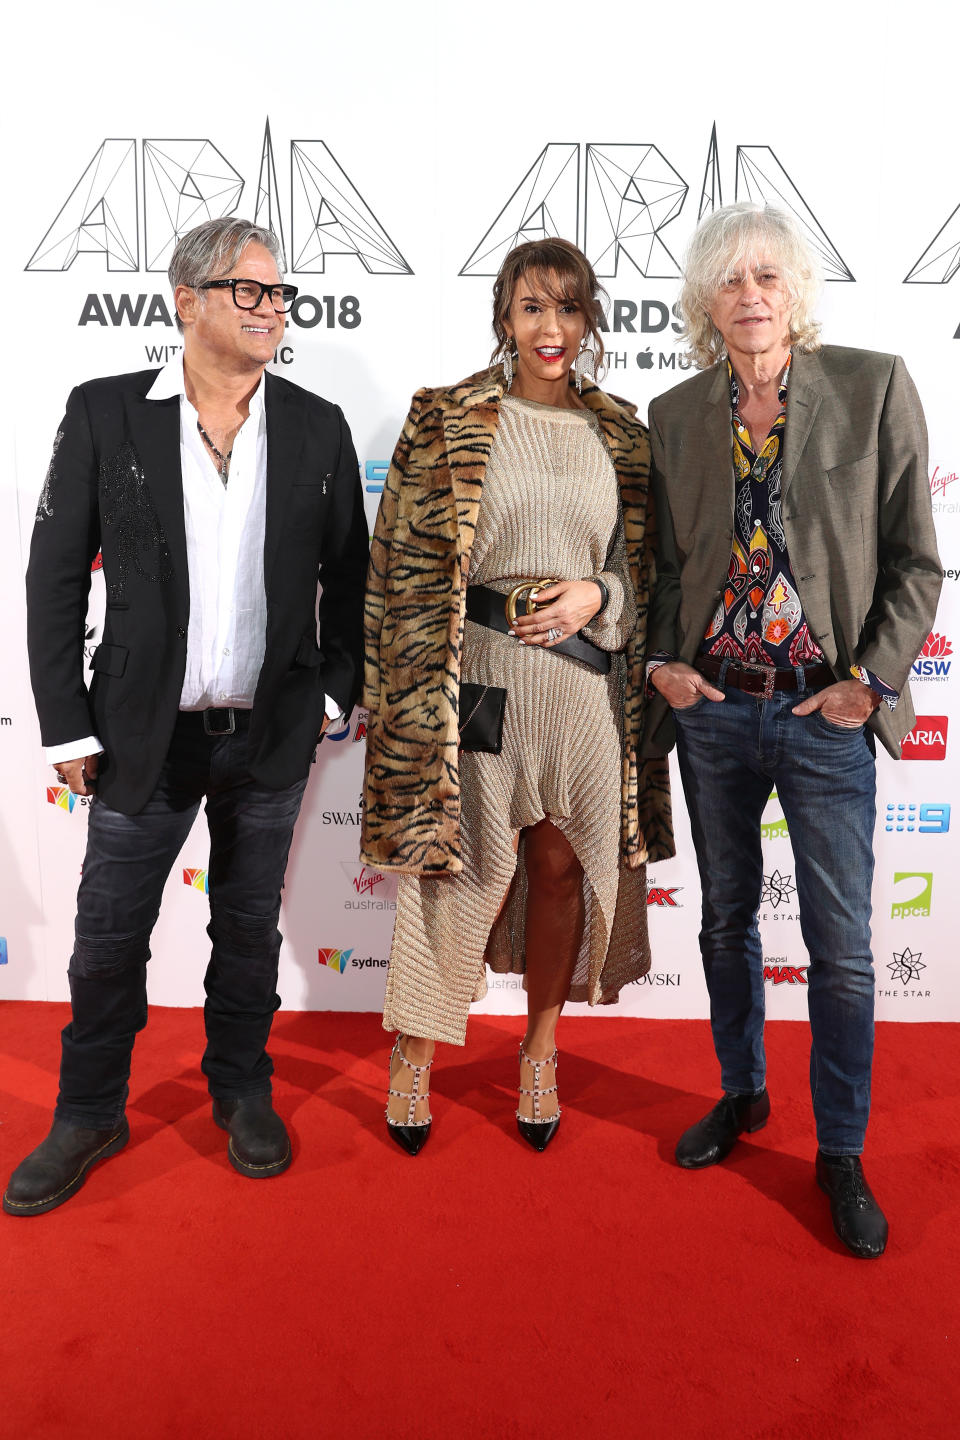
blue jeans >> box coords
[57,712,308,1129]
[673,672,877,1154]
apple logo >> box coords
[636,349,654,369]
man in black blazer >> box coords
[4,218,368,1215]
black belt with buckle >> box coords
[465,584,611,675]
[694,654,833,701]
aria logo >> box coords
[890,872,933,919]
[183,867,209,895]
[26,120,411,277]
[760,870,797,909]
[318,948,353,975]
[888,947,927,984]
[901,717,948,760]
[46,784,79,813]
[911,633,952,682]
[461,124,852,284]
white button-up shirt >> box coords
[46,355,340,764]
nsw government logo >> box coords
[319,947,353,975]
[901,717,948,760]
[911,633,952,683]
[183,867,209,894]
[890,872,933,919]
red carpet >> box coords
[1,1004,957,1440]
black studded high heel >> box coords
[516,1044,561,1152]
[385,1037,433,1156]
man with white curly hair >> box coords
[643,202,941,1257]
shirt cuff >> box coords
[45,737,104,765]
[850,664,899,711]
[324,694,345,726]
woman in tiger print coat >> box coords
[361,240,673,1154]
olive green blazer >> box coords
[643,345,942,760]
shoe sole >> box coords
[212,1104,292,1179]
[675,1113,769,1170]
[1,1122,130,1217]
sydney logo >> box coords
[318,947,353,975]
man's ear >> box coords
[174,284,198,330]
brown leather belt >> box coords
[694,654,833,701]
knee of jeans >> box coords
[207,903,280,957]
[70,929,151,978]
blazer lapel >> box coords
[128,387,188,609]
[782,356,823,497]
[263,373,305,586]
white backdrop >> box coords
[1,1,957,1023]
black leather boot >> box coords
[3,1117,130,1216]
[675,1089,771,1169]
[212,1096,291,1178]
[816,1151,888,1258]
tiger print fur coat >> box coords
[360,365,674,875]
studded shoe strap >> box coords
[387,1037,433,1127]
[517,1044,559,1122]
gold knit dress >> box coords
[381,394,651,1043]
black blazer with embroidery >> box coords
[27,367,369,813]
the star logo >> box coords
[761,869,796,908]
[888,948,927,985]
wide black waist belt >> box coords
[465,584,611,675]
[694,654,833,699]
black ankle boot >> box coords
[675,1089,770,1169]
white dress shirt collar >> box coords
[145,352,266,417]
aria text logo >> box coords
[183,867,209,894]
[884,802,950,834]
[911,633,952,682]
[901,717,948,760]
[319,948,353,975]
[890,872,933,919]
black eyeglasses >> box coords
[198,278,299,313]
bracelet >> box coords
[587,576,610,616]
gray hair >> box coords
[677,203,823,369]
[168,218,284,333]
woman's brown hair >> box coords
[490,238,608,374]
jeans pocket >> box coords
[672,694,710,717]
[814,711,865,735]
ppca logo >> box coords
[183,867,209,894]
[891,872,933,919]
[761,789,789,841]
[911,634,952,682]
[901,717,948,760]
[46,784,80,813]
[318,947,353,975]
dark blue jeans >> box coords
[57,712,308,1129]
[673,673,877,1155]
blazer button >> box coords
[177,626,186,638]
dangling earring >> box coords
[502,345,516,388]
[574,340,597,395]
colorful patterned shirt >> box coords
[647,354,897,705]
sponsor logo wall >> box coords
[2,6,957,1021]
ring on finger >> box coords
[546,626,562,641]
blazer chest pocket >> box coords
[826,451,879,503]
[293,471,333,490]
[89,642,129,678]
